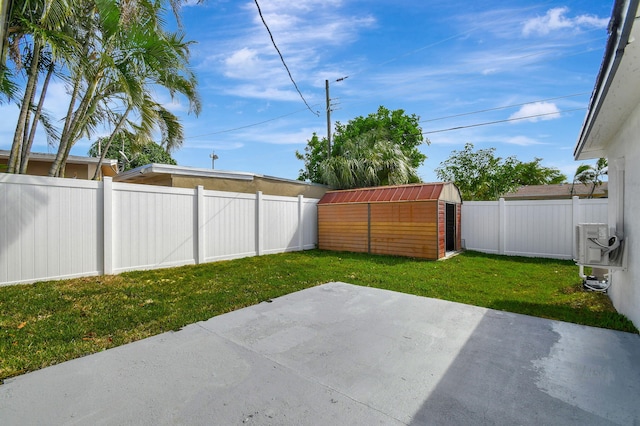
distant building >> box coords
[113,163,329,199]
[0,150,118,180]
[501,183,607,200]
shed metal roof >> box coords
[319,183,458,205]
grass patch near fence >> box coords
[0,250,636,381]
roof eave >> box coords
[574,0,639,160]
[0,149,118,167]
[114,163,256,182]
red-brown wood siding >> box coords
[319,201,440,259]
[318,204,369,253]
[369,201,438,259]
[318,183,462,260]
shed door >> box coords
[445,203,456,251]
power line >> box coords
[185,93,588,140]
[254,0,319,117]
[423,107,587,134]
[185,10,601,140]
[333,26,479,83]
[187,104,321,140]
[420,92,590,123]
[328,25,605,111]
[330,12,606,85]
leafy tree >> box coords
[296,106,427,185]
[332,106,426,168]
[295,133,327,183]
[3,0,199,177]
[88,134,176,173]
[571,158,607,198]
[510,158,566,186]
[320,129,420,189]
[435,143,567,200]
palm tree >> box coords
[49,0,200,178]
[4,0,76,173]
[19,55,56,173]
[588,157,608,198]
[3,0,198,177]
[88,27,199,179]
[320,129,420,189]
[571,158,607,198]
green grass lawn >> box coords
[0,250,636,381]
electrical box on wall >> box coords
[575,223,624,268]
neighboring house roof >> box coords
[114,163,256,183]
[0,149,118,177]
[575,0,640,160]
[502,183,608,200]
[318,182,462,205]
[113,163,329,198]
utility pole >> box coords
[210,151,219,169]
[325,79,331,158]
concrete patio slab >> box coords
[1,282,639,425]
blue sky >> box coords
[1,0,613,182]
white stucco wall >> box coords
[605,100,640,329]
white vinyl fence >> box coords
[0,174,318,286]
[0,173,609,286]
[462,197,608,259]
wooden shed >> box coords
[318,183,462,259]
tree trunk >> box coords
[20,60,54,174]
[52,64,106,177]
[8,40,42,173]
[92,106,132,180]
[49,74,83,177]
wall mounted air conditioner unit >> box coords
[575,223,624,268]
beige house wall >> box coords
[0,158,115,180]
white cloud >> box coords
[215,123,319,146]
[253,12,301,33]
[509,102,560,122]
[244,0,344,14]
[574,15,609,28]
[225,47,258,67]
[522,7,608,37]
[159,96,191,114]
[503,136,544,146]
[204,1,375,103]
[224,84,314,103]
[223,48,265,79]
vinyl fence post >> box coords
[499,197,506,255]
[298,195,304,251]
[572,196,580,259]
[103,177,113,275]
[256,191,263,256]
[197,185,205,264]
